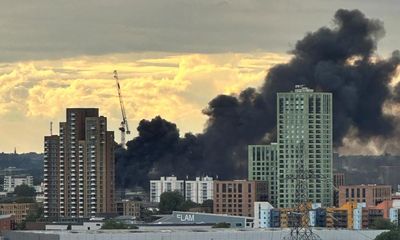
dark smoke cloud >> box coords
[116,9,400,189]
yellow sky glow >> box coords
[0,52,290,153]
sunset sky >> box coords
[1,0,399,153]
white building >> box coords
[3,175,33,192]
[353,202,367,230]
[185,176,213,204]
[253,202,274,228]
[389,208,399,225]
[150,176,214,203]
[150,176,185,203]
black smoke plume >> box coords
[116,9,400,189]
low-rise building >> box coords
[0,203,37,223]
[253,202,274,228]
[213,180,268,217]
[185,176,213,204]
[3,175,33,193]
[154,211,253,228]
[333,173,345,188]
[150,176,213,204]
[0,214,15,231]
[150,176,184,203]
[116,200,141,219]
[338,184,392,207]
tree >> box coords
[375,229,400,240]
[25,203,44,222]
[180,200,199,211]
[201,199,213,212]
[370,218,397,230]
[201,199,213,208]
[14,184,35,197]
[101,219,137,229]
[158,191,185,214]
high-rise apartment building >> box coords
[44,108,115,219]
[277,86,333,207]
[248,144,278,206]
[150,176,213,204]
[248,86,333,208]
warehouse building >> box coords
[154,211,253,228]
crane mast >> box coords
[113,70,131,148]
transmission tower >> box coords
[282,140,322,240]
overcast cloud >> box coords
[0,0,399,62]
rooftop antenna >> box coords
[50,121,53,135]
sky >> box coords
[1,0,399,153]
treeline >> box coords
[0,152,43,184]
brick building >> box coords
[116,200,141,219]
[0,215,15,231]
[338,184,392,207]
[0,203,37,223]
[213,180,267,217]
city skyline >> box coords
[0,1,400,155]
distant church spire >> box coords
[14,147,16,154]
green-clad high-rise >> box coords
[248,85,333,208]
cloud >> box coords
[0,51,289,152]
[0,0,399,61]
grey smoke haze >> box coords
[116,9,400,188]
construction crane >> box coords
[113,70,131,148]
